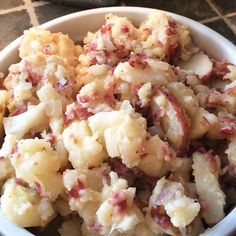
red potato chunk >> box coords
[207,112,236,140]
[192,152,225,225]
[178,53,213,82]
[152,87,190,154]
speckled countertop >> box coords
[0,0,236,51]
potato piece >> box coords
[138,135,169,177]
[138,82,152,104]
[178,53,213,82]
[223,87,236,115]
[152,87,190,154]
[207,111,236,140]
[37,83,72,110]
[97,172,143,233]
[0,157,13,186]
[167,82,199,118]
[146,177,200,234]
[3,103,48,139]
[1,178,55,227]
[190,107,218,139]
[62,120,106,169]
[0,135,16,185]
[225,138,236,166]
[10,138,65,200]
[192,152,225,225]
[223,65,236,81]
[88,109,147,168]
[138,12,177,60]
[81,13,138,67]
[114,59,177,85]
[63,167,106,226]
[104,13,138,50]
[19,28,76,66]
[138,11,192,61]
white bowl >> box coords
[0,6,236,236]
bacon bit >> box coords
[113,45,129,59]
[64,104,93,125]
[100,23,113,34]
[15,178,28,187]
[212,60,229,79]
[166,45,177,64]
[78,95,91,103]
[89,222,102,233]
[220,126,235,135]
[143,28,152,35]
[11,144,18,156]
[222,116,236,123]
[109,191,127,213]
[10,105,27,117]
[91,57,98,65]
[166,27,175,36]
[121,25,130,33]
[0,156,4,160]
[151,206,172,230]
[103,50,109,57]
[86,43,97,52]
[103,93,115,107]
[169,20,177,28]
[46,133,55,146]
[131,83,142,97]
[68,179,85,198]
[206,153,220,173]
[102,168,110,178]
[156,40,164,48]
[108,67,115,76]
[219,115,236,135]
[26,64,42,85]
[128,54,148,70]
[34,181,42,194]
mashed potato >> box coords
[0,10,235,236]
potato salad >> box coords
[0,11,236,236]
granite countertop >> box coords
[0,0,236,51]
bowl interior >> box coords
[0,6,236,236]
